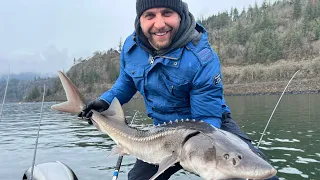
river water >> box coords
[0,94,319,179]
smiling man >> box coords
[139,7,181,50]
[78,0,279,179]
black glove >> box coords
[78,99,110,124]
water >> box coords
[0,94,319,180]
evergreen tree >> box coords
[293,0,302,19]
[46,88,52,97]
[247,5,254,22]
[233,8,239,21]
[240,8,246,18]
[25,86,41,101]
[261,0,268,12]
[260,11,274,30]
[118,37,123,52]
[235,21,248,45]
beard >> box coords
[145,26,179,50]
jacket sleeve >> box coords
[190,51,223,128]
[99,49,137,105]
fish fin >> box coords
[149,154,179,180]
[107,145,128,157]
[100,98,125,122]
[51,71,85,113]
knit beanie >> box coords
[136,0,184,18]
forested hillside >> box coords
[2,0,320,102]
[0,77,54,102]
[200,0,320,64]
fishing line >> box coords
[257,70,300,148]
[244,70,300,180]
[0,71,10,121]
[30,84,46,180]
[112,110,139,180]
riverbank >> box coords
[222,58,320,96]
[224,78,320,96]
[51,75,320,102]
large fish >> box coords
[51,71,277,180]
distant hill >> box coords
[198,0,320,65]
[0,76,55,102]
[0,72,56,81]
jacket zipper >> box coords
[150,56,155,65]
[149,55,179,65]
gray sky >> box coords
[0,0,264,75]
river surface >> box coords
[0,94,319,179]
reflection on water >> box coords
[0,94,319,179]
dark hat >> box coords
[136,0,183,18]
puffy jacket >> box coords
[100,24,230,128]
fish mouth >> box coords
[243,167,277,179]
[217,163,277,179]
[261,168,277,179]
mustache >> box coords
[150,27,172,34]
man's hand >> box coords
[78,99,110,124]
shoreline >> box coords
[8,78,320,103]
[223,78,320,96]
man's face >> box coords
[140,7,181,50]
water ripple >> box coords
[1,95,320,179]
[278,167,309,178]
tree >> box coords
[254,2,261,19]
[240,8,246,18]
[260,12,274,30]
[244,29,282,64]
[118,37,123,52]
[46,88,52,97]
[293,0,302,19]
[247,5,254,22]
[25,86,41,101]
[233,8,239,21]
[235,21,248,45]
[261,0,268,12]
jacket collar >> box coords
[123,32,137,54]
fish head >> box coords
[179,128,277,180]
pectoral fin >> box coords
[149,154,179,180]
[107,145,128,157]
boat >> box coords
[23,161,78,180]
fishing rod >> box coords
[243,70,300,180]
[30,84,46,180]
[0,71,10,121]
[257,70,300,148]
[112,110,139,180]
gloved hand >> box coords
[78,99,110,124]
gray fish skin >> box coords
[51,71,277,180]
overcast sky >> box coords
[0,0,265,75]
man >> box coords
[79,0,279,179]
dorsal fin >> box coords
[51,71,85,113]
[100,98,125,121]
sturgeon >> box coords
[51,71,277,180]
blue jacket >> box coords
[100,25,230,128]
